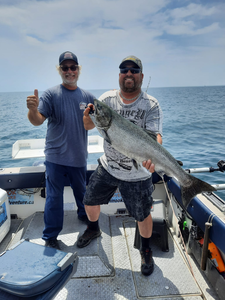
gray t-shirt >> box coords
[99,90,163,181]
[38,84,95,167]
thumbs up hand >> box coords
[27,89,39,111]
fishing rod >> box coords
[185,160,225,174]
[145,76,151,93]
[185,160,225,190]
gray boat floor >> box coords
[1,210,221,300]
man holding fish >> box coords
[78,56,163,276]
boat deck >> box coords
[0,210,221,300]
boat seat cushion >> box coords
[0,240,76,298]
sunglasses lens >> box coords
[120,68,128,74]
[120,68,140,74]
[61,65,78,72]
[131,69,140,74]
[61,66,68,72]
[70,65,77,71]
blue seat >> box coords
[0,240,78,299]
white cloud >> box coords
[165,21,220,36]
[170,3,217,19]
[0,0,224,91]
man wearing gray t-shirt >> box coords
[79,55,163,276]
[26,51,95,250]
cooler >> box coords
[0,188,11,244]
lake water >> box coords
[0,86,224,199]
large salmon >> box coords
[89,99,216,209]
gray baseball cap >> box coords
[119,55,143,71]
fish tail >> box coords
[181,175,216,209]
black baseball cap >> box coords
[59,51,78,65]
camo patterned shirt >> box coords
[99,90,163,181]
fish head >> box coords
[91,99,112,129]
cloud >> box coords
[164,21,220,36]
[0,0,224,91]
[169,3,217,19]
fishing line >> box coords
[162,178,196,279]
[162,180,208,297]
[145,76,151,93]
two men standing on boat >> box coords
[26,52,162,277]
[80,56,163,276]
[26,51,95,250]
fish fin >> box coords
[132,159,139,170]
[143,129,157,141]
[176,160,183,166]
[181,175,216,209]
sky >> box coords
[0,0,225,92]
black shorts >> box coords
[84,162,154,222]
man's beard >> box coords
[63,78,78,87]
[120,76,142,93]
[61,73,79,87]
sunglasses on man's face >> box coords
[60,65,78,72]
[120,67,141,74]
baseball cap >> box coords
[119,55,142,71]
[59,51,78,65]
